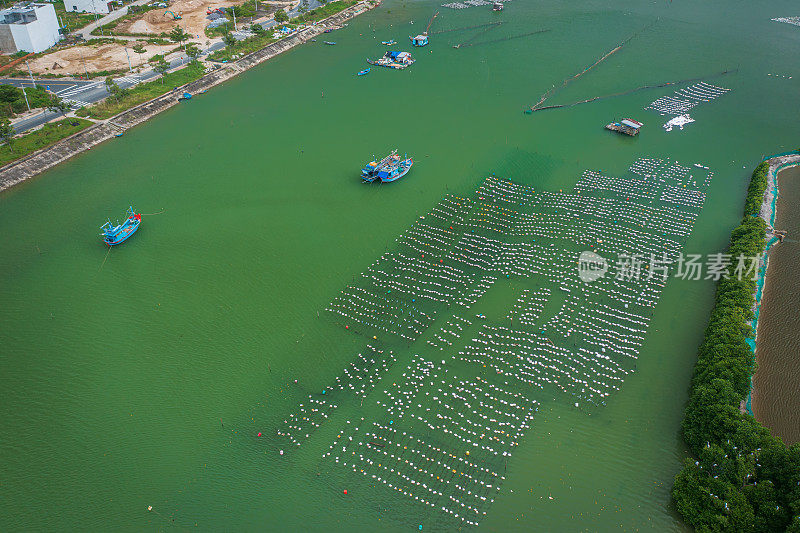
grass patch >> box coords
[208,31,278,62]
[205,23,233,39]
[0,118,92,167]
[293,0,359,24]
[75,60,205,119]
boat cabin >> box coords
[411,34,428,46]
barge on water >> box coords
[605,118,643,136]
[367,51,415,70]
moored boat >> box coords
[361,150,414,183]
[362,150,397,181]
[100,207,141,246]
[357,67,371,76]
[367,51,415,70]
[381,39,396,45]
[323,41,336,45]
[492,1,503,11]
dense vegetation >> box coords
[0,84,57,118]
[673,161,800,532]
[0,118,92,166]
[76,60,205,119]
[743,162,769,217]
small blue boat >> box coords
[323,41,336,45]
[357,67,370,76]
[100,206,141,246]
[381,39,396,45]
[178,92,192,101]
[361,150,414,183]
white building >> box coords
[0,3,61,54]
[65,0,114,15]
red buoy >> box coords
[257,432,262,437]
[343,489,348,495]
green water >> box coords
[2,0,800,530]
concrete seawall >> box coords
[0,0,377,193]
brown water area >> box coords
[753,165,800,445]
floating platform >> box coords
[605,118,642,136]
[367,51,415,70]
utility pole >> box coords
[232,7,237,31]
[124,46,132,71]
[80,47,88,79]
[20,86,30,111]
[25,60,35,87]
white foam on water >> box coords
[663,114,696,132]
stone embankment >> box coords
[0,0,377,193]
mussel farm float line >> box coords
[453,27,549,49]
[526,19,660,112]
[429,20,503,35]
[525,68,739,114]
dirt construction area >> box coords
[28,42,177,75]
[115,0,294,41]
[117,0,240,40]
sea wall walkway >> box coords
[0,0,377,193]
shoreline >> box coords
[744,152,800,419]
[0,0,378,194]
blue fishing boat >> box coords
[100,206,141,246]
[323,41,336,45]
[357,67,370,76]
[381,39,396,45]
[361,150,414,183]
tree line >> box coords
[672,161,800,532]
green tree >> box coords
[222,31,237,49]
[104,75,117,94]
[131,43,146,67]
[168,25,190,50]
[250,23,265,34]
[0,118,15,151]
[46,95,72,119]
[152,58,170,83]
[185,43,201,61]
[273,8,288,22]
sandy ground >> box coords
[28,42,178,75]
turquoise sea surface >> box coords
[2,0,800,530]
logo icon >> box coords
[578,251,607,283]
